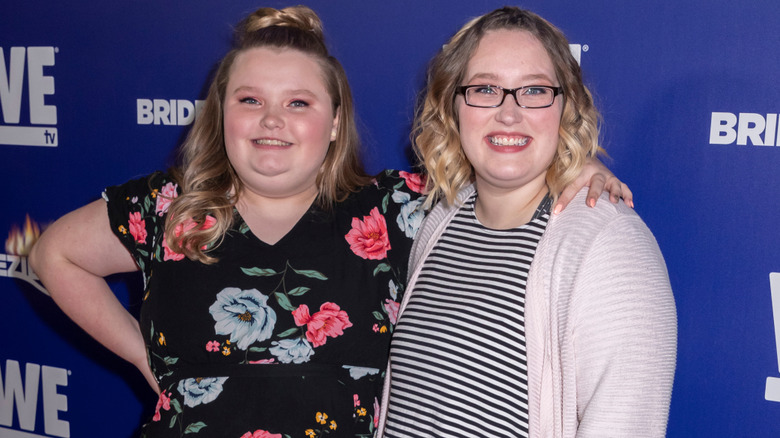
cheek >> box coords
[457,106,485,142]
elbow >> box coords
[28,230,55,276]
[28,238,43,273]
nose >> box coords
[260,107,284,129]
[495,94,523,125]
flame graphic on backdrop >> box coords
[3,215,48,295]
[6,214,41,256]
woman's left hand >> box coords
[553,157,633,214]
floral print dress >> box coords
[103,170,426,438]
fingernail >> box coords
[553,204,562,215]
[588,198,596,208]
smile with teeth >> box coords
[253,138,292,146]
[488,136,529,146]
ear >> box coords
[330,108,340,142]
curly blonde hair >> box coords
[414,7,604,207]
[164,6,368,263]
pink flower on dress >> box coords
[152,390,171,422]
[206,341,220,352]
[384,299,400,325]
[344,207,391,260]
[249,359,276,364]
[353,394,361,407]
[398,171,426,193]
[128,212,147,244]
[155,182,179,216]
[240,430,282,438]
[162,215,217,261]
[373,397,380,428]
[292,302,353,347]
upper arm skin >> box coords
[30,199,138,279]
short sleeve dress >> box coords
[103,170,427,438]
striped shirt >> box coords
[385,193,551,438]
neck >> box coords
[473,180,549,230]
[235,186,319,244]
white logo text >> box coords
[0,47,57,147]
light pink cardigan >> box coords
[377,187,677,437]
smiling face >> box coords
[223,47,339,201]
[457,29,563,197]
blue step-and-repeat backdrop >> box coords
[2,1,780,436]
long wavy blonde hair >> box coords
[163,6,368,263]
[414,7,604,207]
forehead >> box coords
[228,47,330,93]
[465,29,556,83]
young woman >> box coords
[380,7,676,438]
[30,6,627,437]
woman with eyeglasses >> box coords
[378,7,676,438]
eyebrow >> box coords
[465,72,555,84]
[230,86,319,98]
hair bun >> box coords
[239,6,324,41]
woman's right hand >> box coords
[29,199,159,393]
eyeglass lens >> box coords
[466,85,555,108]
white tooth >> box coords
[254,139,290,146]
[489,136,528,146]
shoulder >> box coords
[370,169,426,195]
[102,171,179,203]
[538,188,662,271]
[548,188,644,239]
[345,169,428,215]
[409,184,474,269]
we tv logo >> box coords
[0,359,70,437]
[0,47,58,147]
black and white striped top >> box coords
[385,193,551,438]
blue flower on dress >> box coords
[209,287,276,350]
[388,279,399,301]
[343,366,380,380]
[392,191,425,238]
[177,377,228,408]
[269,338,314,364]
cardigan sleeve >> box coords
[570,213,677,437]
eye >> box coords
[472,85,500,95]
[239,97,260,105]
[289,99,310,108]
[523,87,550,96]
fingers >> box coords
[620,183,634,208]
[603,176,635,208]
[554,184,579,214]
[585,174,607,208]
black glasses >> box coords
[456,85,563,108]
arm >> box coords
[553,157,634,214]
[572,215,676,437]
[29,199,159,393]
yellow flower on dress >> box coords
[118,225,127,235]
[151,189,159,198]
[158,333,166,346]
[379,325,388,333]
[329,420,337,430]
[316,412,328,424]
[357,407,367,416]
[305,429,316,437]
[222,346,231,356]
